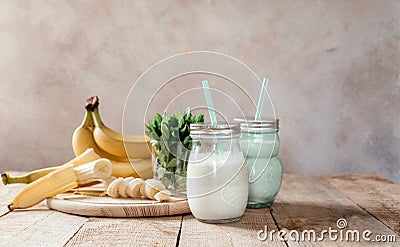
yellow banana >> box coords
[74,158,112,181]
[2,148,100,185]
[8,160,113,210]
[8,165,78,210]
[91,100,152,159]
[111,159,152,179]
[72,104,130,162]
[72,96,153,179]
[2,167,62,185]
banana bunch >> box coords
[3,96,154,210]
[72,96,152,179]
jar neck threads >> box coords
[234,117,279,133]
[190,123,241,139]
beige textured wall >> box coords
[1,1,399,183]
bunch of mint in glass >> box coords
[146,111,203,188]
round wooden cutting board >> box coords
[46,194,191,217]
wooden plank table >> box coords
[0,173,399,246]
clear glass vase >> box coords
[153,155,187,196]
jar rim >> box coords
[190,123,241,138]
[234,117,279,132]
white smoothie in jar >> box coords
[187,151,248,222]
[187,123,248,223]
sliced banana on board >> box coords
[106,177,170,202]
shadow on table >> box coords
[206,201,374,232]
[270,201,375,231]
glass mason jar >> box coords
[187,123,248,223]
[235,117,282,208]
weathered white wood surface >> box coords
[325,174,400,236]
[0,173,398,246]
[272,174,399,246]
[179,208,286,247]
[65,217,182,247]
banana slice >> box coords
[140,179,166,200]
[154,190,171,202]
[106,177,124,198]
[74,158,112,182]
[107,177,170,201]
[118,177,135,198]
[102,176,116,188]
[126,178,144,197]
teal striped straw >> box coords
[255,78,269,120]
[202,80,223,155]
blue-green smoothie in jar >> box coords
[235,117,282,208]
